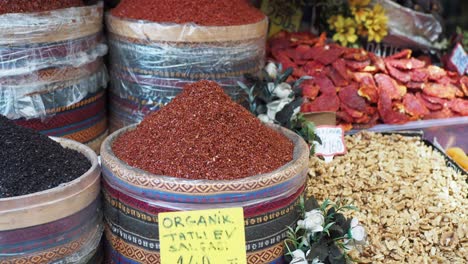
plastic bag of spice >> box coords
[106,14,268,130]
[372,0,443,49]
[0,62,108,120]
[0,2,106,78]
[0,34,107,78]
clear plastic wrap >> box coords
[0,3,106,78]
[0,36,107,78]
[0,1,108,124]
[373,0,443,49]
[0,137,103,263]
[0,3,103,45]
[106,14,268,131]
[350,116,468,153]
[1,62,108,120]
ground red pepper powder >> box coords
[113,80,294,180]
[0,0,84,15]
[111,0,265,26]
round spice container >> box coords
[106,4,268,131]
[101,124,309,264]
[0,2,109,153]
[5,61,109,153]
[0,137,103,263]
[0,3,106,75]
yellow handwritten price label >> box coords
[158,207,246,264]
[261,0,303,37]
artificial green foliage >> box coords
[284,196,365,264]
[238,64,320,156]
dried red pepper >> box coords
[268,31,468,129]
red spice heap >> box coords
[111,0,265,26]
[0,0,84,15]
[113,80,294,180]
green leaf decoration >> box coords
[278,67,294,83]
[327,207,336,217]
[320,198,332,212]
[278,63,283,74]
[293,75,313,89]
[237,81,257,114]
[284,195,363,263]
[239,63,322,157]
[237,81,249,91]
[323,222,336,236]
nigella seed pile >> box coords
[0,116,90,198]
[113,80,294,180]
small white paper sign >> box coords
[450,43,468,75]
[313,126,347,162]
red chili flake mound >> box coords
[113,80,294,180]
[111,0,265,26]
[0,0,84,15]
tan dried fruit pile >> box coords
[308,132,468,263]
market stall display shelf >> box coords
[355,116,468,153]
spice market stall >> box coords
[106,0,268,131]
[0,1,108,153]
[1,0,467,263]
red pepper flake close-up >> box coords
[111,0,265,26]
[113,80,294,181]
[0,0,84,15]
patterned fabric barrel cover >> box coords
[100,124,309,264]
[106,15,268,132]
[0,2,108,153]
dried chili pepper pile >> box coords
[0,0,84,15]
[111,0,265,26]
[268,32,468,129]
[113,80,294,181]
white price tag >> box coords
[313,126,347,162]
[450,43,468,75]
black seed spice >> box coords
[0,116,90,198]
